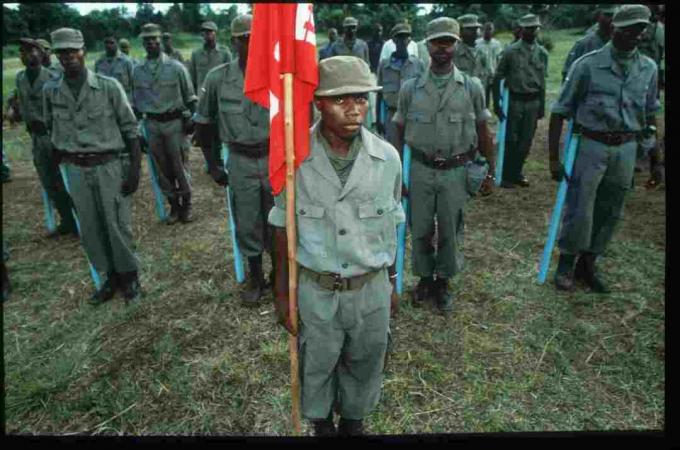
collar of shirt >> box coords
[418,65,463,89]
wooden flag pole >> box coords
[283,72,302,435]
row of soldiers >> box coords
[2,5,662,436]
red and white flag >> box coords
[244,3,318,196]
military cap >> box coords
[391,23,412,37]
[162,32,172,39]
[231,14,252,37]
[18,37,42,50]
[51,28,85,50]
[139,23,162,38]
[612,4,650,28]
[518,14,541,28]
[201,21,218,32]
[458,14,482,29]
[597,4,618,15]
[315,56,381,97]
[118,38,130,47]
[425,17,461,42]
[35,38,51,50]
[343,17,359,28]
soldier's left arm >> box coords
[469,77,495,173]
[177,62,198,113]
[539,48,549,119]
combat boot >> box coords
[120,271,143,303]
[413,276,433,307]
[179,194,194,223]
[554,253,576,291]
[166,197,180,225]
[89,272,118,305]
[242,255,264,307]
[311,412,336,437]
[337,418,364,436]
[575,252,610,294]
[433,277,454,314]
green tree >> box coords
[181,3,203,32]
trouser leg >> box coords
[385,109,401,158]
[32,133,76,229]
[503,99,523,184]
[147,119,176,200]
[434,166,467,278]
[515,98,540,178]
[409,161,437,277]
[229,153,269,258]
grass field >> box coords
[2,28,665,435]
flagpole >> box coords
[283,72,302,435]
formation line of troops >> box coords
[2,4,663,436]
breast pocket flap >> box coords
[297,204,324,219]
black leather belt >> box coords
[146,110,183,122]
[229,141,269,159]
[300,266,380,292]
[510,91,541,101]
[411,147,477,170]
[56,150,122,167]
[581,129,639,146]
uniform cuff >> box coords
[477,108,493,122]
[391,111,405,126]
[393,203,406,225]
[192,112,213,124]
[268,205,286,228]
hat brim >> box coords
[315,85,383,97]
[19,38,42,49]
[52,42,84,50]
[426,32,460,42]
[231,31,250,37]
[462,23,482,28]
[613,18,650,28]
[139,32,161,38]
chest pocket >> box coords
[158,77,178,103]
[357,199,396,265]
[296,204,327,257]
[112,65,130,88]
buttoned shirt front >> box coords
[377,54,425,108]
[268,122,405,277]
[132,52,197,114]
[43,68,138,153]
[189,44,232,91]
[475,37,503,79]
[193,59,269,146]
[495,40,549,94]
[16,66,52,125]
[94,51,135,102]
[551,43,660,132]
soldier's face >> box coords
[328,29,338,42]
[315,94,369,140]
[232,35,250,64]
[143,36,161,57]
[344,26,357,39]
[20,45,43,69]
[394,34,411,53]
[427,37,456,66]
[203,30,216,45]
[483,25,494,40]
[162,37,172,49]
[120,44,130,54]
[56,48,86,75]
[599,13,613,33]
[104,39,117,55]
[462,27,479,44]
[522,26,538,42]
[612,23,647,51]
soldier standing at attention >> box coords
[548,5,660,293]
[161,32,185,63]
[393,18,494,313]
[118,39,139,67]
[270,56,404,436]
[35,38,63,76]
[94,36,135,103]
[329,17,369,64]
[454,14,489,83]
[475,22,503,108]
[132,23,197,224]
[15,37,77,237]
[189,21,232,93]
[318,28,337,61]
[43,28,142,303]
[376,22,425,154]
[561,5,616,82]
[367,23,385,74]
[194,14,273,307]
[493,14,548,189]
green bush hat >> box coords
[612,4,651,28]
[162,32,172,40]
[119,38,130,47]
[51,28,85,50]
[518,14,541,28]
[343,17,359,28]
[139,23,162,38]
[35,38,51,50]
[19,37,42,50]
[201,21,218,32]
[425,17,461,42]
[391,23,412,38]
[231,14,252,37]
[458,14,482,29]
[315,56,382,97]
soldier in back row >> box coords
[161,32,184,63]
[454,14,489,85]
[562,5,616,82]
[189,21,232,93]
[94,36,135,103]
[475,22,503,108]
[329,17,369,64]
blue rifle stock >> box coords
[221,144,246,284]
[380,99,388,136]
[140,120,168,221]
[395,144,412,295]
[537,121,578,284]
[494,80,509,186]
[58,164,102,290]
[41,188,57,233]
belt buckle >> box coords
[332,273,343,291]
[433,156,447,169]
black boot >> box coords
[575,253,610,294]
[89,272,118,305]
[241,255,264,307]
[554,254,576,291]
[433,277,454,314]
[166,197,180,225]
[338,418,364,436]
[179,194,194,223]
[120,271,142,303]
[413,276,433,307]
[311,412,336,437]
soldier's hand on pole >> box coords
[121,138,142,196]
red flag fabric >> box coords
[244,3,318,196]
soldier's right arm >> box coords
[268,191,296,335]
[392,78,413,161]
[492,48,511,116]
[189,50,198,91]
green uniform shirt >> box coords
[319,127,361,186]
[377,55,425,108]
[454,41,488,82]
[163,48,185,63]
[189,45,232,91]
[562,30,608,80]
[193,59,269,146]
[475,37,503,80]
[393,68,491,157]
[43,68,138,153]
[16,66,52,125]
[551,43,660,132]
[495,40,549,94]
[329,38,370,64]
[94,51,135,102]
[132,52,197,114]
[268,122,405,278]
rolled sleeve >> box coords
[268,191,287,228]
[110,79,138,140]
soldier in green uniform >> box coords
[194,14,273,306]
[376,23,425,154]
[548,5,660,293]
[161,32,185,63]
[476,22,504,108]
[35,38,63,76]
[329,17,369,64]
[318,28,338,61]
[393,18,494,312]
[271,56,404,436]
[189,21,232,92]
[562,5,616,82]
[493,14,548,188]
[118,38,139,67]
[94,36,135,103]
[43,28,143,303]
[132,24,197,224]
[454,14,489,83]
[16,37,77,237]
